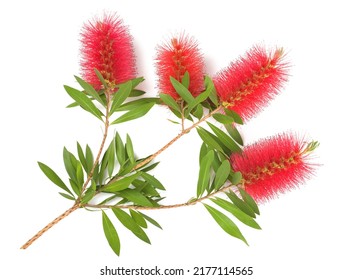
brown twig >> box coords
[21,95,111,250]
[20,203,80,249]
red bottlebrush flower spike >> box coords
[230,133,316,203]
[156,34,205,100]
[214,46,288,121]
[80,14,136,90]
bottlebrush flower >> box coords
[214,46,288,121]
[80,14,136,90]
[156,34,205,100]
[230,133,316,203]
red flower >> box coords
[80,14,136,90]
[214,46,288,121]
[230,133,315,203]
[156,34,205,100]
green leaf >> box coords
[214,160,231,190]
[225,124,243,146]
[109,81,132,115]
[125,134,135,164]
[207,122,241,153]
[102,211,120,256]
[114,98,159,112]
[197,127,224,153]
[38,162,72,194]
[229,171,242,185]
[130,89,145,97]
[197,150,214,197]
[140,162,160,173]
[186,83,212,116]
[140,213,162,229]
[76,142,88,173]
[69,179,80,196]
[64,85,103,121]
[160,93,180,112]
[181,71,190,89]
[199,142,209,165]
[129,210,148,228]
[238,188,260,215]
[81,181,96,204]
[213,113,234,124]
[206,76,218,106]
[140,172,165,190]
[75,76,104,106]
[111,102,154,124]
[224,108,243,124]
[170,76,194,104]
[204,204,248,245]
[104,173,140,192]
[130,77,145,88]
[106,140,116,177]
[119,189,154,207]
[76,161,84,188]
[192,104,203,120]
[82,146,92,172]
[63,147,77,182]
[226,191,256,218]
[94,69,108,89]
[210,198,261,230]
[59,192,75,200]
[115,132,125,166]
[112,208,150,244]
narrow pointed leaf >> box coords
[38,162,71,194]
[170,76,194,104]
[214,160,231,190]
[59,192,75,200]
[213,113,234,124]
[114,98,159,112]
[129,210,148,228]
[206,76,219,106]
[226,191,256,218]
[204,204,248,245]
[207,122,241,153]
[238,188,260,215]
[199,142,208,165]
[110,81,132,115]
[229,171,242,185]
[181,71,190,88]
[81,181,96,204]
[125,134,134,164]
[102,211,120,256]
[197,127,224,153]
[140,172,165,190]
[130,77,145,88]
[115,132,125,166]
[63,147,77,182]
[224,108,243,124]
[111,103,154,124]
[197,150,214,197]
[85,145,94,173]
[112,208,150,244]
[75,76,104,106]
[140,213,162,229]
[104,173,140,192]
[192,104,203,120]
[130,89,145,97]
[225,124,243,146]
[94,69,108,88]
[77,142,88,173]
[64,85,103,121]
[119,189,154,207]
[160,93,180,112]
[210,197,261,229]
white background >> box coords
[1,0,352,279]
